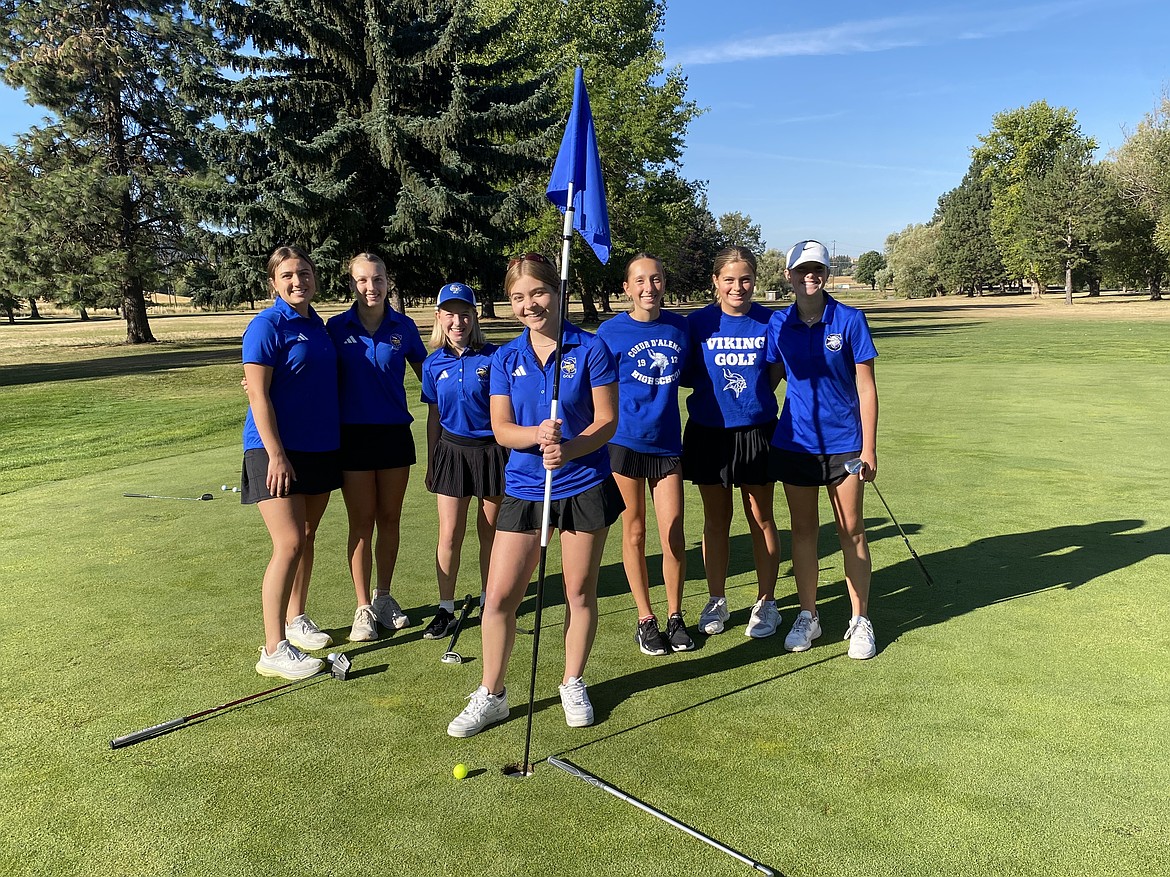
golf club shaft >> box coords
[123,492,213,501]
[549,757,776,876]
[520,547,548,773]
[869,483,935,586]
[444,593,476,654]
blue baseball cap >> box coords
[437,282,476,308]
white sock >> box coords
[439,600,455,612]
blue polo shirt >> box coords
[420,343,498,439]
[765,294,878,454]
[596,310,688,456]
[683,302,778,429]
[242,297,340,452]
[325,304,427,426]
[490,323,618,502]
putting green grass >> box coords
[1,296,1168,877]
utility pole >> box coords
[830,240,837,278]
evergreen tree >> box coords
[1,1,220,342]
[936,163,1005,296]
[199,0,559,312]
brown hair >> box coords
[504,252,559,295]
[266,245,317,283]
[712,246,757,279]
[625,251,665,281]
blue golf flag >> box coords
[546,67,610,264]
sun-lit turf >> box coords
[2,295,1168,877]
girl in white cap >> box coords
[764,240,879,659]
[419,282,507,639]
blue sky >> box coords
[1,0,1167,258]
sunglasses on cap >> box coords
[508,252,552,268]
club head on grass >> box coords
[441,651,464,664]
[326,653,351,681]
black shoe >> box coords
[635,616,669,656]
[423,608,456,640]
[666,612,695,652]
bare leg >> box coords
[480,529,540,694]
[341,470,377,605]
[257,496,306,653]
[560,527,609,682]
[435,493,472,602]
[783,483,822,613]
[372,466,410,594]
[286,491,331,619]
[649,468,686,615]
[698,484,734,598]
[613,471,653,618]
[827,476,871,617]
[476,497,502,595]
[740,482,780,601]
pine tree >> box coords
[1,1,220,342]
[936,163,1005,296]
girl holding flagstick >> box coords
[447,253,622,738]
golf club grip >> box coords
[548,757,776,876]
[110,717,186,749]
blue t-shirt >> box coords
[683,302,778,429]
[765,294,878,454]
[420,343,498,439]
[596,310,688,456]
[325,304,427,426]
[242,297,340,453]
[490,323,618,502]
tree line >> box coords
[856,98,1170,303]
[0,0,764,340]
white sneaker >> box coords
[348,605,379,642]
[698,596,730,635]
[255,640,323,680]
[285,614,332,650]
[371,592,410,630]
[745,598,780,638]
[447,685,509,738]
[559,677,594,728]
[845,616,877,660]
[784,610,822,652]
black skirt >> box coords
[496,476,625,533]
[428,431,508,499]
[681,420,775,487]
[340,423,416,472]
[609,444,682,481]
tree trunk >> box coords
[4,304,13,323]
[107,90,156,343]
[1150,271,1162,302]
[28,297,41,319]
[79,306,89,321]
[579,287,599,324]
[1087,277,1100,297]
[386,272,404,314]
[1064,264,1073,305]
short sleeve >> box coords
[242,316,280,367]
[420,357,437,404]
[763,311,784,364]
[405,319,428,364]
[490,346,512,396]
[849,312,878,363]
[586,337,618,387]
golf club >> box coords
[109,653,351,749]
[844,458,935,586]
[124,492,214,502]
[441,593,477,664]
[549,757,779,876]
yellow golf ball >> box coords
[453,763,468,780]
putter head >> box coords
[198,493,214,501]
[328,653,351,680]
[441,651,464,665]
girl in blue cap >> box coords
[241,246,342,680]
[597,253,693,656]
[326,253,428,642]
[447,253,622,738]
[682,246,783,640]
[419,282,507,639]
[765,239,879,659]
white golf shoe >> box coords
[845,615,877,660]
[285,614,332,650]
[256,640,323,680]
[698,596,730,635]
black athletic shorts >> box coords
[608,444,681,481]
[240,447,343,504]
[681,420,775,487]
[769,448,860,488]
[496,476,625,533]
[340,423,416,471]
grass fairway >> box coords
[1,296,1168,877]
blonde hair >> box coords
[348,252,387,276]
[429,300,487,351]
[712,246,757,280]
[504,252,559,296]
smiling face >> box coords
[507,274,559,336]
[713,260,756,315]
[623,257,665,318]
[350,258,388,310]
[437,300,475,350]
[271,257,317,312]
[785,261,829,298]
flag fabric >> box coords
[546,67,611,265]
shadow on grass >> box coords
[0,342,241,387]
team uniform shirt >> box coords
[242,296,340,452]
[325,304,426,426]
[765,294,878,455]
[490,323,618,502]
[420,343,499,439]
[596,310,689,456]
[683,302,779,428]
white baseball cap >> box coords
[785,240,831,270]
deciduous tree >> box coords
[854,251,886,290]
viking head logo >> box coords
[390,333,403,350]
[722,368,748,398]
[648,350,671,372]
[825,333,843,352]
[561,357,578,379]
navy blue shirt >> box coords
[242,297,340,453]
[683,302,778,429]
[326,304,427,426]
[420,343,498,439]
[596,310,688,456]
[490,323,618,502]
[765,294,877,454]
